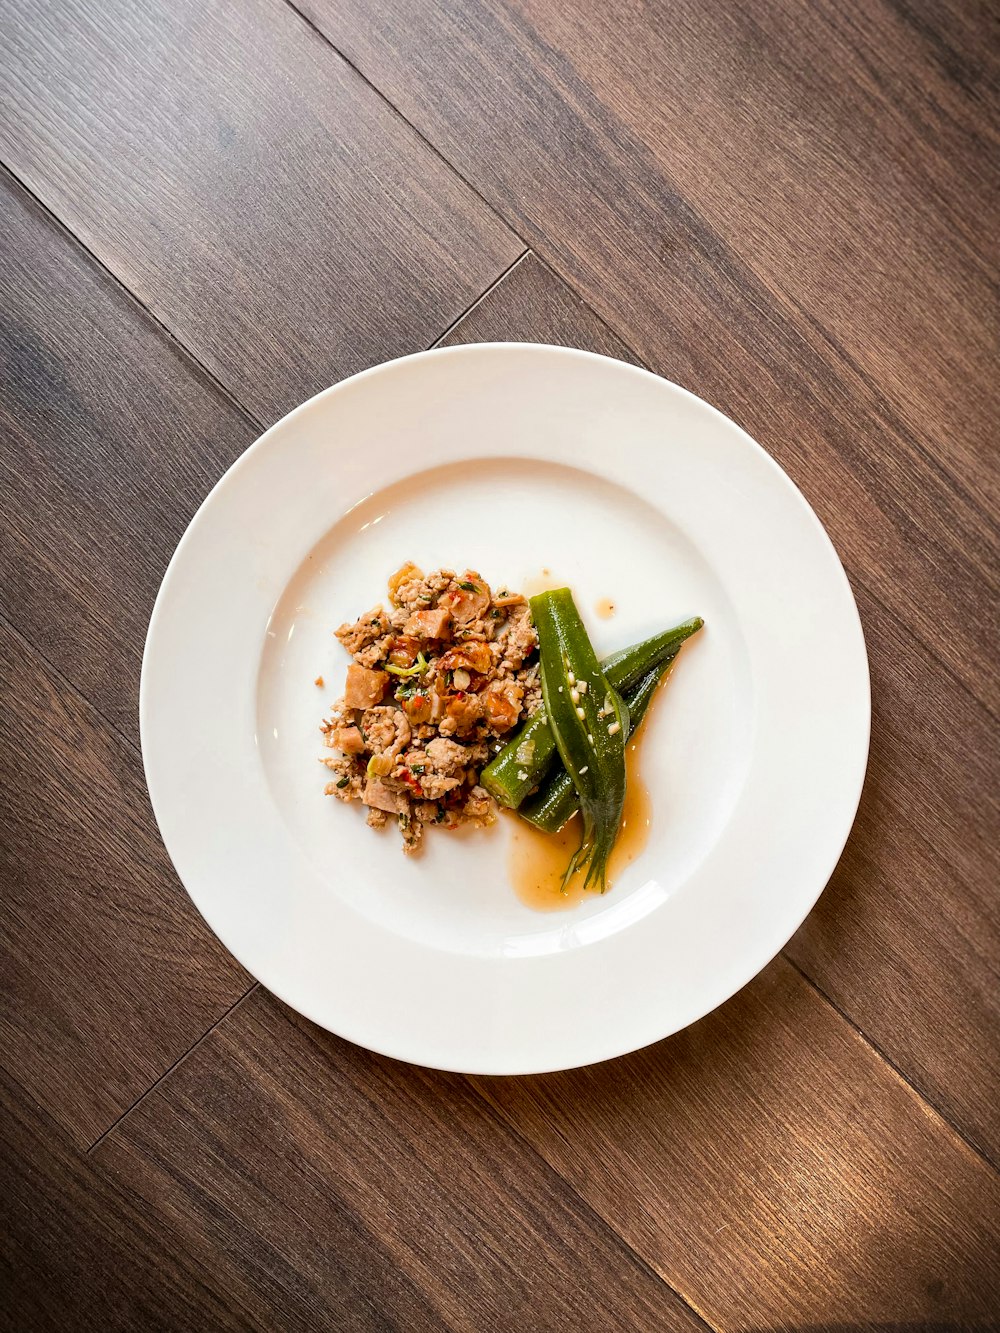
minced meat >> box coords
[321,564,539,853]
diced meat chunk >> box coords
[362,777,408,813]
[344,663,388,709]
[404,607,453,640]
[332,725,365,755]
[335,605,390,655]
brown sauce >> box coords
[508,738,652,911]
[594,597,616,619]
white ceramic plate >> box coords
[142,344,869,1073]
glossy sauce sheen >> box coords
[508,737,652,911]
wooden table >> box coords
[2,2,998,1328]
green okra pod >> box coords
[532,589,629,893]
[482,616,703,809]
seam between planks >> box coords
[464,1079,721,1333]
[430,249,531,345]
[282,0,520,243]
[277,0,998,579]
[0,165,268,435]
[86,985,261,1154]
[785,956,1000,1174]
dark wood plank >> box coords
[434,253,1000,1161]
[0,0,521,424]
[0,618,249,1144]
[473,958,1000,1330]
[95,990,708,1333]
[304,0,999,715]
[0,1065,254,1332]
[786,580,1000,1154]
[0,173,259,739]
[309,0,999,501]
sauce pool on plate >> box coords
[507,736,652,911]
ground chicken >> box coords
[424,737,470,776]
[360,707,410,764]
[321,563,541,852]
[335,605,390,654]
[496,604,537,671]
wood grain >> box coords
[473,958,1000,1330]
[0,1065,254,1332]
[308,0,999,506]
[1,3,998,1328]
[0,172,259,739]
[0,0,521,424]
[305,0,1000,699]
[0,617,249,1144]
[434,252,1000,1162]
[95,989,708,1333]
[786,579,1000,1153]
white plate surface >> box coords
[141,344,869,1073]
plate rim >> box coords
[141,341,871,1073]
